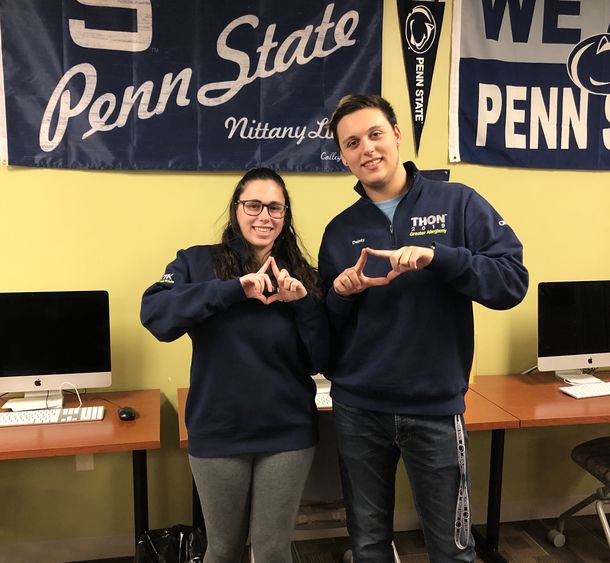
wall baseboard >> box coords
[0,534,134,563]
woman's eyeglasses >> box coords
[236,199,288,219]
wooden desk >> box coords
[0,389,161,545]
[471,372,610,427]
[470,373,610,563]
[464,389,519,431]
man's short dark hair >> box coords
[327,94,398,147]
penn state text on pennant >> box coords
[449,0,610,170]
[0,0,381,171]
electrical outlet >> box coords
[75,453,94,471]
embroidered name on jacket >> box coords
[409,214,447,237]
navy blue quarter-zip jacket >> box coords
[140,243,329,457]
[318,162,528,416]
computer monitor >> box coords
[537,281,610,377]
[0,290,111,411]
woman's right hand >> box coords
[240,257,275,304]
[266,257,307,303]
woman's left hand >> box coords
[267,257,307,303]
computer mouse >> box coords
[118,406,137,421]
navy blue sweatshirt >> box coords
[140,243,329,457]
[318,162,528,416]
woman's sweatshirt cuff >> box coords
[219,278,247,307]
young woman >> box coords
[140,168,328,563]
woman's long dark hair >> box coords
[213,168,324,302]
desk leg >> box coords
[133,450,149,546]
[473,429,508,563]
[192,477,204,531]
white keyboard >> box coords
[315,392,333,409]
[559,382,610,399]
[0,406,105,427]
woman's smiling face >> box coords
[235,178,286,261]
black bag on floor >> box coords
[135,524,206,563]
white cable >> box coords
[60,382,82,408]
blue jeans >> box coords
[333,400,475,563]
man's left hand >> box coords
[365,245,434,281]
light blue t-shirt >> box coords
[373,193,405,225]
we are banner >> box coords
[450,0,610,170]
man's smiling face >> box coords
[337,107,403,197]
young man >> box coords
[318,94,528,562]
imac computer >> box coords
[537,281,610,377]
[0,290,111,411]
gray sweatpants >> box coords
[189,447,315,563]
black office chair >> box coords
[547,436,610,548]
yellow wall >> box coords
[1,0,609,549]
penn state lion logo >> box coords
[567,25,610,96]
[404,5,436,55]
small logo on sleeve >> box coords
[352,238,365,245]
[159,273,174,284]
[409,214,447,237]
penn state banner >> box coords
[449,0,610,170]
[397,0,445,154]
[0,0,381,171]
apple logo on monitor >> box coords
[35,379,42,387]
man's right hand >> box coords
[333,248,390,297]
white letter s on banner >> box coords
[69,0,152,52]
